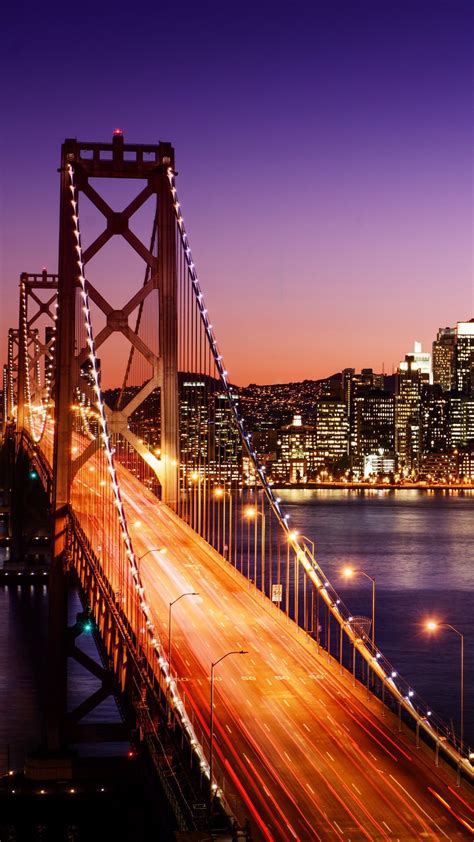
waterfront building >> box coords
[275,414,322,482]
[419,451,457,481]
[458,443,474,480]
[351,389,395,475]
[420,384,449,455]
[363,452,396,478]
[448,394,474,449]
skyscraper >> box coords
[315,398,349,467]
[454,320,474,395]
[395,355,423,474]
[399,341,431,383]
[432,327,455,392]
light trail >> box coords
[40,426,474,839]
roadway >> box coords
[113,467,474,841]
[50,424,474,841]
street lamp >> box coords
[168,592,199,680]
[290,531,315,557]
[245,506,266,592]
[209,650,248,823]
[214,487,232,562]
[425,620,464,751]
[136,547,167,576]
[342,566,376,648]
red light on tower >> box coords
[113,128,123,136]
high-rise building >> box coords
[399,341,431,383]
[454,320,474,395]
[420,384,449,454]
[315,398,349,467]
[432,327,455,392]
[180,378,209,464]
[275,414,321,482]
[352,390,395,474]
[211,390,242,479]
[346,369,385,454]
[395,356,423,473]
[448,395,474,448]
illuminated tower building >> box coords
[347,369,385,455]
[448,394,474,448]
[395,355,423,474]
[180,376,210,465]
[454,319,474,395]
[352,390,395,476]
[399,341,431,383]
[432,327,455,392]
[420,384,449,454]
[210,389,242,481]
[315,398,349,469]
[276,414,321,482]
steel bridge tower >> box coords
[49,134,179,752]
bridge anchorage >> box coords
[2,133,472,840]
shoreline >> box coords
[269,481,474,491]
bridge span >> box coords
[69,444,473,840]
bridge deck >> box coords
[70,455,474,841]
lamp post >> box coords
[296,532,315,557]
[425,621,464,751]
[136,547,167,576]
[190,471,201,532]
[342,566,376,649]
[245,506,265,593]
[168,592,199,679]
[209,650,247,824]
[214,488,232,562]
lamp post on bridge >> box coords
[425,620,464,751]
[293,532,315,557]
[245,506,265,593]
[168,592,199,680]
[214,487,232,562]
[136,547,167,577]
[209,650,248,827]
[342,566,376,649]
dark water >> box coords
[279,487,474,747]
[0,548,125,774]
[0,573,48,772]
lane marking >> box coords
[388,774,450,840]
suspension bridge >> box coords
[2,133,473,840]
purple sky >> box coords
[1,0,472,386]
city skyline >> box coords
[1,0,472,386]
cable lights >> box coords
[67,163,210,782]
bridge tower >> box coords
[48,135,179,751]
